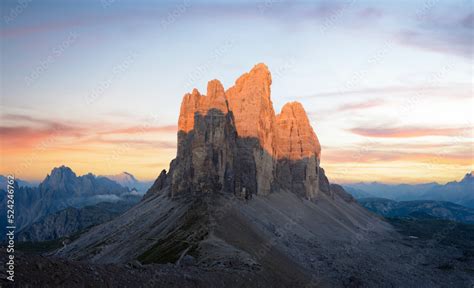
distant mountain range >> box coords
[344,172,474,208]
[0,166,137,238]
[100,172,153,193]
[358,198,474,224]
[18,200,138,242]
[0,170,152,193]
[0,175,35,188]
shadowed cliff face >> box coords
[146,64,326,200]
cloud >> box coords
[92,138,176,149]
[357,7,383,19]
[2,113,77,129]
[3,1,471,61]
[0,114,86,150]
[349,126,471,138]
[397,11,473,59]
[337,99,385,112]
[300,84,472,99]
[461,12,474,29]
[0,8,163,38]
[99,125,177,135]
[0,112,176,151]
[88,194,122,203]
[323,148,473,166]
[1,1,382,38]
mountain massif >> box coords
[101,172,153,193]
[146,63,324,201]
[358,198,474,224]
[344,172,474,208]
[0,166,132,237]
[18,201,137,242]
[54,64,474,287]
[0,175,34,188]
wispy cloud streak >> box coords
[349,126,471,138]
[337,99,385,112]
[301,84,471,99]
[0,113,176,151]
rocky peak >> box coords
[205,79,227,110]
[232,63,272,97]
[276,101,321,160]
[178,88,203,133]
[462,171,473,182]
[50,165,76,177]
[226,63,276,154]
[101,172,139,188]
[43,165,77,186]
[161,63,325,199]
[178,80,228,133]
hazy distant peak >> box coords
[121,172,137,181]
[344,172,474,208]
[106,171,138,181]
[461,171,473,182]
[102,172,140,188]
[47,165,77,180]
[0,175,34,188]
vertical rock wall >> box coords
[168,63,322,199]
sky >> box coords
[0,0,473,184]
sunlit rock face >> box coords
[226,63,277,196]
[178,80,228,133]
[226,63,276,154]
[275,101,321,160]
[167,63,323,199]
[275,102,322,199]
[173,80,235,197]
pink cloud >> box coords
[99,125,177,135]
[349,127,470,138]
[0,113,177,151]
[323,148,472,165]
[337,99,384,112]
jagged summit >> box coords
[42,165,78,194]
[226,63,275,155]
[178,80,228,133]
[276,102,321,159]
[102,171,139,186]
[463,171,473,181]
[228,63,272,101]
[170,63,323,198]
[178,63,319,159]
[4,166,129,233]
[48,165,77,179]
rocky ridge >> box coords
[344,171,474,208]
[0,166,130,237]
[149,63,324,200]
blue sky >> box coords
[1,0,472,183]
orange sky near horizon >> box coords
[0,110,472,184]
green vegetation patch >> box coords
[137,198,209,264]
